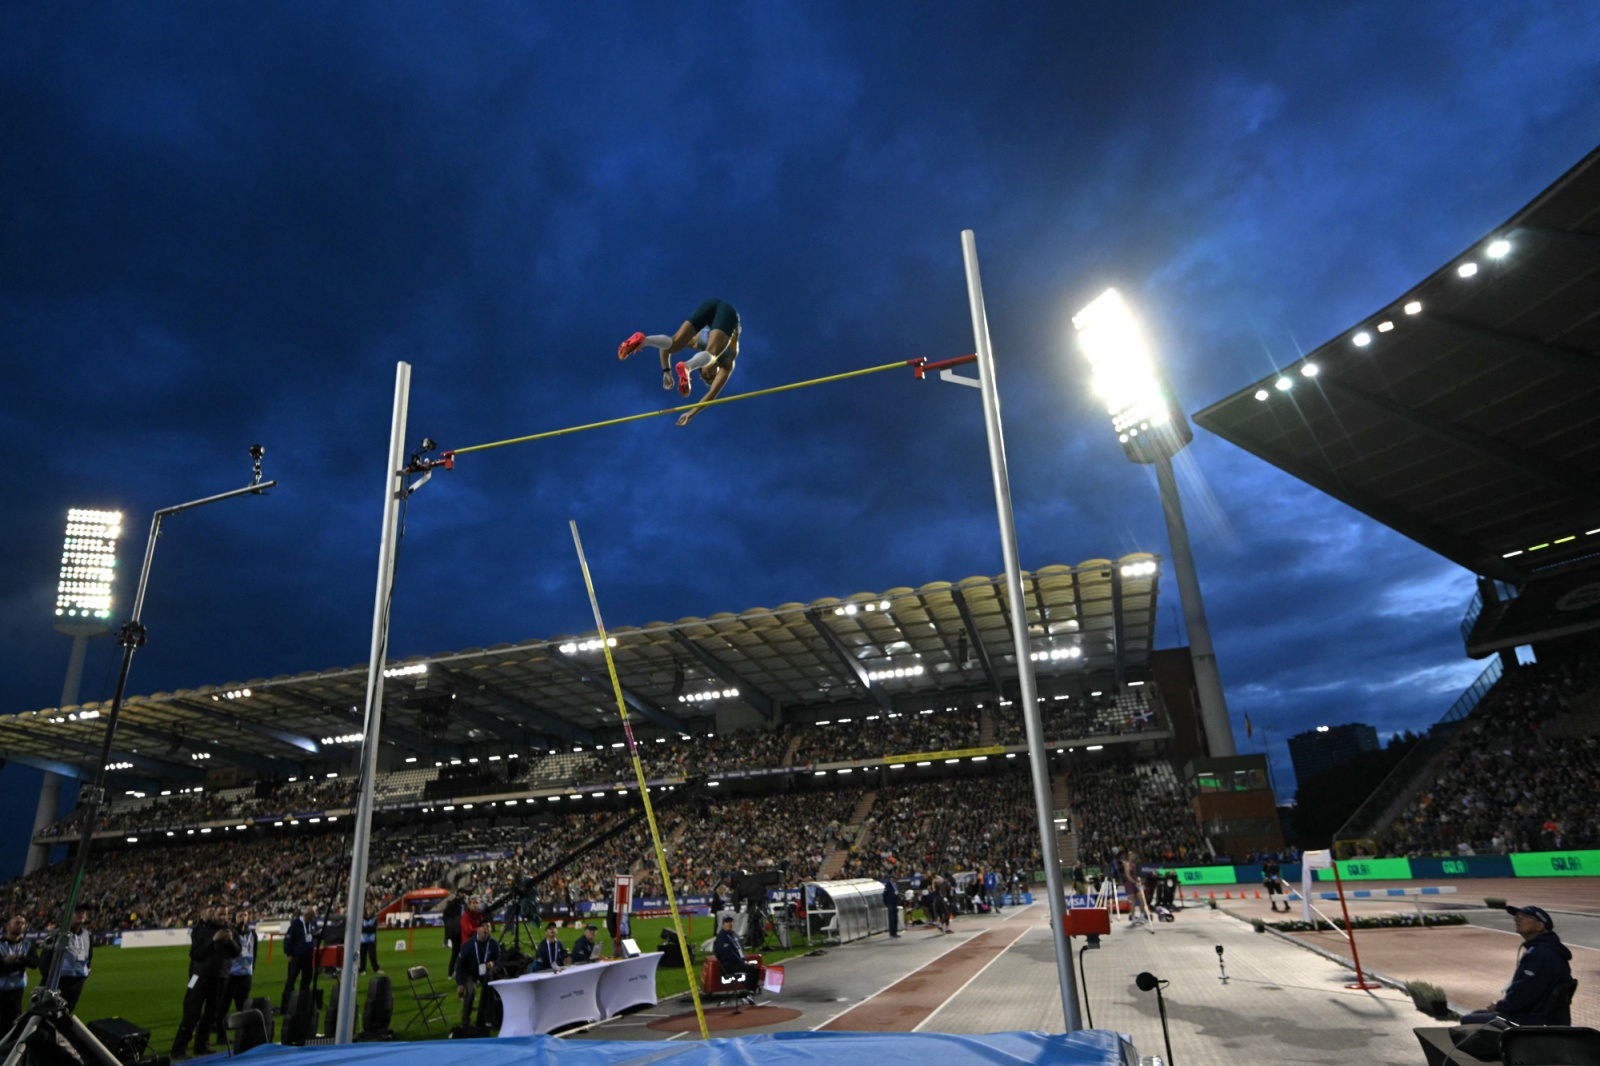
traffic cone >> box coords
[1208,890,1215,900]
[1224,890,1232,899]
[1191,890,1199,900]
[1255,889,1262,900]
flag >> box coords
[1245,712,1253,739]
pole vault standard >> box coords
[961,229,1082,1031]
[335,362,411,1044]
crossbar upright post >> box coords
[961,229,1082,1031]
[336,361,411,1043]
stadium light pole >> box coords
[962,230,1082,1031]
[27,510,123,875]
[1073,289,1236,757]
[42,454,276,997]
[335,362,410,1044]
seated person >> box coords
[1459,905,1573,1025]
[532,923,570,972]
[713,915,761,990]
[569,924,602,964]
[452,923,502,1028]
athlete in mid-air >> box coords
[618,297,740,427]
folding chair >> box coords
[404,965,451,1032]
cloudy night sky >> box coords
[2,3,1597,877]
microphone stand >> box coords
[1136,972,1174,1066]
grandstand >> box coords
[3,557,1228,935]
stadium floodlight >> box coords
[1487,239,1511,258]
[31,509,125,876]
[1072,288,1193,463]
[1458,262,1478,277]
[1404,300,1422,314]
[56,508,122,625]
[1072,288,1237,761]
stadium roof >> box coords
[1194,144,1600,585]
[0,555,1161,787]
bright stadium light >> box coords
[1072,289,1193,462]
[1073,288,1235,760]
[1487,239,1511,258]
[1404,300,1422,314]
[1458,262,1478,277]
[56,509,122,623]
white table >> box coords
[594,952,662,1017]
[490,965,606,1036]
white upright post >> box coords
[961,230,1082,1030]
[336,361,411,1043]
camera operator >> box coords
[0,914,42,1031]
[57,909,93,1014]
[453,923,501,1029]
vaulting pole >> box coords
[961,230,1081,1030]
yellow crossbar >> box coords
[450,358,919,456]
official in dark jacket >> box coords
[453,924,502,1028]
[570,925,602,964]
[171,907,240,1059]
[882,878,901,938]
[443,891,466,979]
[0,915,42,1032]
[713,916,760,989]
[532,923,570,972]
[279,905,318,1011]
[1461,905,1574,1025]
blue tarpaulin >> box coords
[235,1031,1136,1066]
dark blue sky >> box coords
[3,3,1598,877]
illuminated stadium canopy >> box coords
[0,556,1161,784]
[1194,144,1600,584]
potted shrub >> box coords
[1406,980,1450,1019]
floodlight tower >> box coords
[1073,289,1236,757]
[27,508,124,874]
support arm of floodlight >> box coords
[43,461,276,995]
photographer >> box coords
[57,909,93,1014]
[452,923,501,1029]
[171,906,239,1060]
[216,909,257,1043]
[0,914,42,1032]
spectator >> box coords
[1459,905,1573,1026]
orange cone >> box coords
[1255,889,1262,900]
[1191,890,1199,900]
[1224,890,1231,899]
[1208,890,1215,899]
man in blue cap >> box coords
[1459,905,1573,1025]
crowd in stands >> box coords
[992,690,1160,746]
[796,711,981,764]
[839,775,1041,883]
[39,694,1177,841]
[1383,658,1600,855]
[1069,760,1205,867]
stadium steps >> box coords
[1050,772,1077,866]
[782,733,805,767]
[979,710,995,746]
[817,790,879,880]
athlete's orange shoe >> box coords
[618,332,645,360]
[674,362,692,396]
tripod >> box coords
[0,987,122,1066]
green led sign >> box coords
[1510,850,1598,877]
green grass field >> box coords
[71,914,816,1051]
